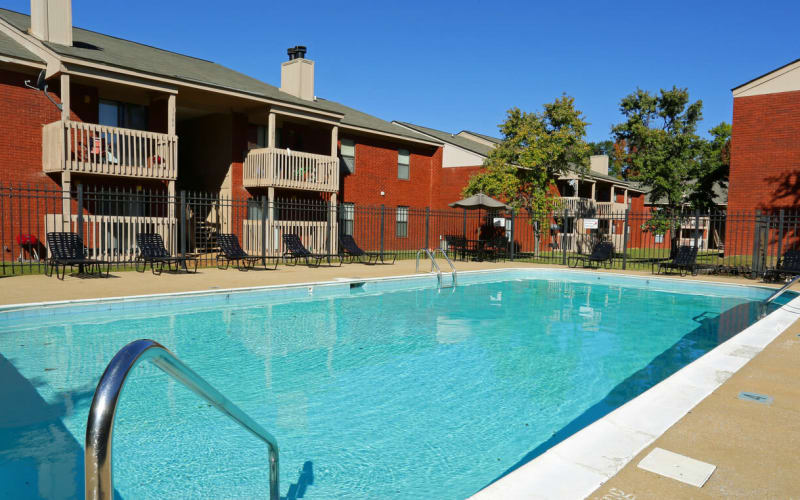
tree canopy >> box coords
[463,95,591,214]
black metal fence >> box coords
[2,182,799,279]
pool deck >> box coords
[2,261,797,499]
[0,260,781,307]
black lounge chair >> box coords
[655,245,699,276]
[136,233,198,274]
[45,232,110,280]
[216,233,277,270]
[282,233,342,267]
[568,241,614,269]
[339,234,396,264]
[764,250,800,282]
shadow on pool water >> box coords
[482,300,768,491]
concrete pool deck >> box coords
[1,261,797,499]
[0,260,782,307]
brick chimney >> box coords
[29,0,72,46]
[280,45,314,101]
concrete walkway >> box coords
[589,319,800,499]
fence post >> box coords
[509,209,515,261]
[462,209,467,241]
[76,183,84,244]
[562,208,568,266]
[751,210,763,278]
[424,207,430,250]
[693,210,700,250]
[380,204,385,256]
[261,195,268,261]
[777,209,785,268]
[180,190,186,258]
[622,208,630,270]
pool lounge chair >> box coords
[655,245,698,276]
[568,241,614,269]
[136,233,198,274]
[282,233,342,267]
[764,250,800,282]
[216,233,277,270]
[45,232,110,280]
[339,234,396,264]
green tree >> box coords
[611,87,708,252]
[688,122,731,210]
[463,95,591,216]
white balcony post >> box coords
[267,186,275,255]
[590,181,595,201]
[330,125,338,157]
[329,192,337,254]
[60,73,70,121]
[267,111,276,149]
[167,95,176,136]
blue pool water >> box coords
[0,271,788,499]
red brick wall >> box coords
[431,165,484,209]
[729,91,800,214]
[338,132,437,208]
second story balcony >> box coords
[243,147,339,192]
[43,120,178,181]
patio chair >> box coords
[764,250,800,282]
[282,233,342,267]
[45,232,110,280]
[568,241,615,269]
[339,234,396,264]
[135,233,198,274]
[216,233,277,270]
[655,245,699,276]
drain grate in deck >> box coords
[738,391,773,405]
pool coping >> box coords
[468,278,800,499]
[2,268,796,500]
[0,267,782,314]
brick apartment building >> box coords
[0,1,645,260]
[727,58,800,257]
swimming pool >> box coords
[0,270,793,499]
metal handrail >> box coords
[415,248,457,288]
[764,274,800,304]
[431,248,457,287]
[85,339,279,500]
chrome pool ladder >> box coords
[85,339,279,500]
[416,248,457,288]
[764,274,800,304]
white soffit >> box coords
[733,60,800,98]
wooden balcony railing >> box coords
[557,197,596,216]
[42,120,178,180]
[243,148,339,192]
[596,201,627,217]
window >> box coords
[247,199,263,221]
[341,203,354,236]
[398,149,410,180]
[655,234,664,244]
[256,126,267,148]
[341,138,355,174]
[99,99,147,130]
[396,206,408,237]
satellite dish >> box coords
[35,69,46,90]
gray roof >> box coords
[393,122,494,156]
[0,8,435,145]
[638,181,728,206]
[460,130,502,144]
[0,26,41,63]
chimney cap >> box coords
[287,45,307,61]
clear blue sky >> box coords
[6,0,799,141]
